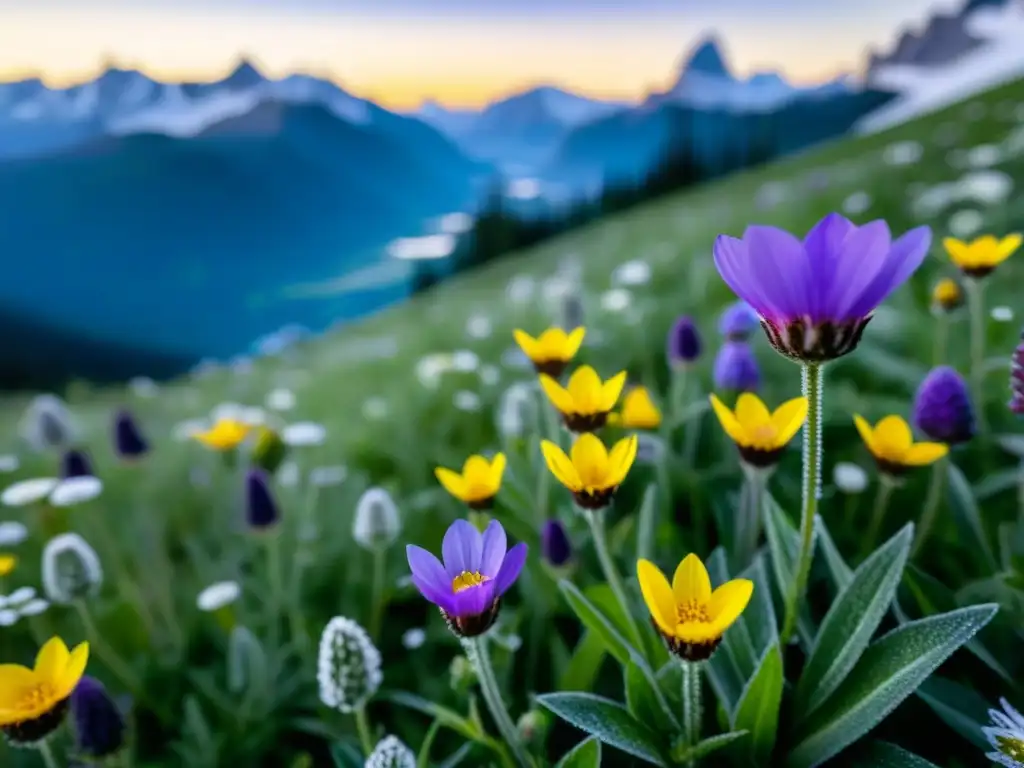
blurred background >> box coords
[1,0,1021,391]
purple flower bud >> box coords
[245,469,280,530]
[60,448,94,479]
[667,316,702,368]
[713,341,760,393]
[113,409,149,460]
[71,676,126,759]
[541,520,572,567]
[718,301,759,341]
[914,366,975,445]
[1010,329,1024,415]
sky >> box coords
[0,0,963,109]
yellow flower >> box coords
[609,387,662,430]
[541,433,638,510]
[192,418,252,451]
[0,554,15,577]
[709,393,808,468]
[637,553,753,661]
[435,453,507,510]
[853,414,948,476]
[513,327,586,377]
[0,636,89,742]
[931,278,963,313]
[943,234,1021,278]
[539,365,627,433]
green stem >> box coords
[681,661,703,764]
[932,312,948,366]
[966,278,989,434]
[1017,459,1024,532]
[670,367,689,427]
[368,546,387,641]
[464,636,534,768]
[863,477,895,558]
[265,533,284,648]
[780,363,823,648]
[738,467,767,567]
[74,601,144,696]
[36,740,59,768]
[587,508,645,653]
[913,456,948,557]
[536,390,560,521]
[355,706,375,756]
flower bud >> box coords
[913,366,975,445]
[365,735,416,768]
[517,710,547,746]
[931,278,964,313]
[316,616,382,713]
[718,301,759,340]
[60,449,94,479]
[71,676,126,759]
[353,487,401,551]
[42,533,103,604]
[251,427,288,475]
[20,395,76,452]
[113,409,150,461]
[713,341,760,393]
[245,469,280,531]
[667,316,702,367]
[449,654,475,693]
[541,520,573,567]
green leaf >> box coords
[915,676,992,750]
[815,514,853,590]
[538,692,669,766]
[417,720,443,768]
[587,582,669,670]
[947,462,997,572]
[330,742,364,768]
[795,524,912,719]
[786,604,998,768]
[705,549,755,717]
[559,630,607,692]
[554,736,602,768]
[738,554,779,655]
[672,731,749,763]
[731,643,783,767]
[624,661,681,733]
[560,580,632,666]
[844,741,941,767]
[976,468,1024,502]
[379,690,486,745]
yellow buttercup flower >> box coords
[541,433,638,510]
[709,393,808,468]
[192,418,252,451]
[0,636,89,743]
[0,554,15,577]
[943,234,1021,278]
[609,387,662,430]
[513,327,586,378]
[637,553,753,661]
[435,453,507,510]
[853,414,948,477]
[539,365,627,433]
[931,278,963,313]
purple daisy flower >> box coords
[714,213,932,362]
[406,519,527,638]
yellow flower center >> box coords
[16,682,58,712]
[750,424,778,447]
[676,598,710,624]
[451,571,489,593]
[997,735,1024,760]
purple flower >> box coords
[914,366,975,445]
[714,213,932,362]
[113,409,149,460]
[245,469,280,530]
[667,316,702,367]
[1010,327,1024,416]
[71,676,126,759]
[60,449,94,479]
[406,519,527,638]
[713,341,761,393]
[541,519,572,567]
[718,301,759,340]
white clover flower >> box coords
[365,735,416,768]
[282,422,327,447]
[2,478,60,507]
[883,140,923,166]
[278,461,301,488]
[833,462,869,495]
[401,628,426,650]
[129,376,160,398]
[309,465,347,487]
[317,616,382,713]
[0,521,29,546]
[453,390,481,412]
[0,455,20,473]
[984,697,1024,767]
[196,581,241,612]
[948,209,983,238]
[353,487,401,551]
[49,476,103,507]
[42,533,103,604]
[19,394,76,452]
[265,388,296,411]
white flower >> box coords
[479,365,500,387]
[20,394,76,452]
[966,143,1002,168]
[266,388,296,411]
[833,462,869,495]
[2,478,59,507]
[415,353,453,389]
[613,259,652,286]
[240,407,268,426]
[401,628,426,650]
[210,402,247,423]
[497,382,536,439]
[353,488,401,551]
[42,533,103,604]
[0,521,29,546]
[5,587,36,606]
[948,209,983,238]
[0,455,20,473]
[49,476,103,507]
[196,581,241,612]
[129,376,160,398]
[992,306,1015,322]
[365,735,416,768]
[0,610,17,626]
[451,350,480,372]
[18,598,49,617]
[309,465,348,487]
[453,391,481,412]
[278,461,301,488]
[984,697,1024,768]
[842,191,871,216]
[466,314,492,339]
[506,275,535,305]
[317,616,382,712]
[363,398,389,421]
[883,140,923,166]
[600,288,632,312]
[282,422,327,447]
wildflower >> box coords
[541,520,573,567]
[0,636,89,744]
[512,327,586,378]
[637,553,753,661]
[914,366,975,445]
[1010,328,1023,416]
[251,427,288,474]
[943,234,1021,278]
[541,433,638,510]
[833,462,869,494]
[71,676,126,759]
[853,414,948,477]
[406,519,527,638]
[50,476,103,507]
[610,387,662,430]
[667,316,702,368]
[113,409,149,460]
[0,522,27,547]
[20,395,76,453]
[718,301,759,340]
[710,393,808,468]
[265,387,296,411]
[0,455,19,473]
[281,421,327,447]
[435,454,506,510]
[244,469,280,531]
[713,341,761,393]
[984,697,1024,767]
[365,735,416,768]
[316,616,382,712]
[60,449,94,479]
[931,278,964,313]
[18,599,49,618]
[196,581,240,612]
[42,533,103,604]
[192,418,251,451]
[453,390,482,412]
[0,554,15,577]
[401,628,426,650]
[1,478,59,508]
[714,213,932,362]
[309,465,347,487]
[353,487,401,551]
[539,365,627,433]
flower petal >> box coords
[942,237,971,268]
[57,643,89,699]
[33,636,69,681]
[852,414,876,454]
[449,580,497,618]
[637,559,676,635]
[479,520,508,578]
[567,366,603,413]
[770,397,808,446]
[463,455,492,483]
[714,235,777,318]
[571,433,609,488]
[803,213,856,322]
[708,578,754,634]
[434,467,467,501]
[407,545,451,604]
[493,542,528,596]
[599,371,628,412]
[672,554,712,604]
[826,219,894,321]
[442,519,482,577]
[994,233,1022,265]
[513,329,541,360]
[539,374,576,415]
[489,453,507,489]
[0,665,36,709]
[564,327,586,358]
[709,394,747,446]
[742,225,811,320]
[874,415,913,456]
[843,226,932,320]
[541,440,582,491]
[606,434,639,487]
[903,441,949,466]
[735,393,772,431]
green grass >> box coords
[1,78,1023,767]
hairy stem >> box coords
[681,661,703,765]
[355,706,375,756]
[464,636,534,768]
[587,508,645,653]
[36,740,59,768]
